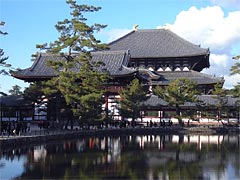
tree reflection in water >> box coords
[0,134,239,180]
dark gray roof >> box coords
[152,70,223,85]
[109,29,209,58]
[91,50,136,76]
[11,51,137,81]
[143,95,239,108]
[198,95,239,106]
[144,95,168,107]
[11,53,62,79]
[0,95,32,107]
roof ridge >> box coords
[35,52,65,57]
[136,29,163,32]
[92,50,129,55]
[108,28,209,58]
[136,29,209,53]
[29,53,42,72]
[108,30,135,45]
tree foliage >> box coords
[119,78,150,125]
[154,78,199,126]
[211,82,228,121]
[24,82,44,103]
[230,55,240,98]
[231,55,240,75]
[0,21,11,75]
[9,85,23,96]
[37,0,109,123]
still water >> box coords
[0,134,239,180]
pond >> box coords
[0,134,239,180]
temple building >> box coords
[108,29,222,94]
[11,28,239,123]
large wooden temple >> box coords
[11,28,239,123]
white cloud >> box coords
[202,53,233,77]
[168,6,240,54]
[105,28,131,43]
[209,54,229,69]
[159,6,240,89]
[103,6,240,89]
[223,74,240,89]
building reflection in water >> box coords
[1,134,239,180]
[135,134,233,150]
[29,134,239,163]
[33,145,47,162]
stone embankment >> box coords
[0,126,239,148]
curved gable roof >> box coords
[11,51,137,81]
[91,50,136,76]
[143,95,240,107]
[109,29,209,58]
[152,70,224,85]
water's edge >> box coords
[1,126,239,149]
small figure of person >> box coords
[150,120,153,127]
[154,122,157,127]
[27,122,31,132]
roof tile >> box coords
[109,29,209,58]
[12,51,137,80]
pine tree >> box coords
[154,78,199,126]
[37,0,109,125]
[230,55,240,98]
[9,85,23,96]
[230,55,240,123]
[0,21,11,75]
[231,55,240,75]
[119,78,150,126]
[24,82,44,103]
[211,82,228,123]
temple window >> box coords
[165,67,172,71]
[148,66,154,71]
[157,67,164,72]
[183,67,189,71]
[174,67,181,71]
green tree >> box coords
[0,21,11,75]
[154,78,199,126]
[9,85,23,96]
[119,78,150,126]
[38,0,109,126]
[229,56,240,123]
[211,82,228,122]
[0,21,11,96]
[231,55,240,75]
[24,82,44,103]
[230,55,240,97]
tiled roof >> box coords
[11,53,62,79]
[144,95,239,107]
[11,51,137,80]
[109,29,209,58]
[0,95,32,107]
[152,70,223,85]
[198,95,239,106]
[144,95,168,107]
[91,50,136,76]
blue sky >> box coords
[1,0,240,93]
